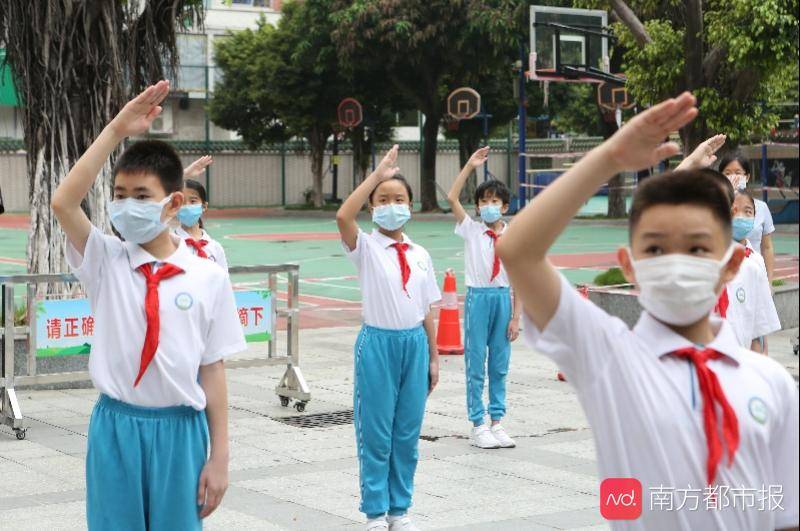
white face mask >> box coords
[628,244,736,326]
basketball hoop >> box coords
[447,88,481,120]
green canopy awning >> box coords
[0,49,20,107]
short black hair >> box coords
[629,170,732,236]
[474,179,510,206]
[114,140,183,194]
[368,174,413,204]
[735,190,756,209]
[703,168,735,205]
[718,153,751,176]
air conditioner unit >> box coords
[149,104,174,135]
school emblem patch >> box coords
[736,287,746,303]
[174,292,194,311]
[417,260,428,272]
[748,397,768,425]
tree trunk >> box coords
[308,125,328,208]
[457,128,481,204]
[420,113,441,211]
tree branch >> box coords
[609,0,652,47]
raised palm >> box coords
[468,146,490,169]
[691,134,726,168]
[604,92,698,172]
[111,80,170,138]
[184,155,213,179]
[375,144,401,181]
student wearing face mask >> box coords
[337,145,441,531]
[718,154,776,281]
[446,147,522,450]
[497,93,798,530]
[714,190,781,354]
[51,82,246,529]
[174,172,229,271]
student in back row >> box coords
[337,145,440,531]
[497,93,798,530]
[447,147,522,449]
[176,156,229,271]
[52,81,246,530]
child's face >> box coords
[722,160,749,187]
[617,204,743,289]
[476,193,509,215]
[114,172,183,219]
[183,187,208,212]
[732,194,755,219]
[369,179,410,209]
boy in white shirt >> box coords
[446,147,522,449]
[497,93,798,530]
[52,81,246,529]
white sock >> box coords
[367,516,386,525]
[387,514,406,523]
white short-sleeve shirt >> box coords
[66,227,247,410]
[175,226,229,272]
[718,242,781,347]
[746,199,776,254]
[523,274,799,530]
[454,216,510,288]
[344,229,441,329]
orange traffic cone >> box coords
[437,269,464,355]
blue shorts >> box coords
[86,394,209,530]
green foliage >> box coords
[609,0,799,146]
[772,278,786,287]
[593,267,628,286]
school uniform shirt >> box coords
[522,273,799,530]
[745,199,775,254]
[66,226,247,410]
[454,216,510,288]
[175,226,229,271]
[718,241,780,347]
[344,229,441,329]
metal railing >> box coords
[1,264,310,440]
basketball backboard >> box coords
[337,98,363,128]
[447,87,481,120]
[529,6,620,84]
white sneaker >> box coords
[491,424,516,448]
[388,515,421,531]
[366,517,389,530]
[471,424,501,449]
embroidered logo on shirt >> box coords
[174,292,194,311]
[748,397,768,425]
[417,260,428,272]
[736,287,746,303]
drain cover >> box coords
[273,409,353,428]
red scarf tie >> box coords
[135,263,185,386]
[671,347,739,485]
[391,242,411,294]
[185,238,209,259]
[484,230,501,282]
[715,247,753,317]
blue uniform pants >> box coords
[464,287,512,426]
[86,394,209,530]
[353,325,429,517]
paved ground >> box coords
[1,326,798,530]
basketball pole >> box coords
[517,42,528,210]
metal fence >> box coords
[0,264,309,441]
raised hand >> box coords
[375,144,401,181]
[110,80,171,138]
[602,92,698,173]
[184,155,214,179]
[467,146,490,169]
[676,134,726,171]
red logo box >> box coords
[600,478,642,520]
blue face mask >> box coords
[177,204,204,227]
[732,216,755,241]
[372,203,411,231]
[109,195,173,244]
[479,204,502,223]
